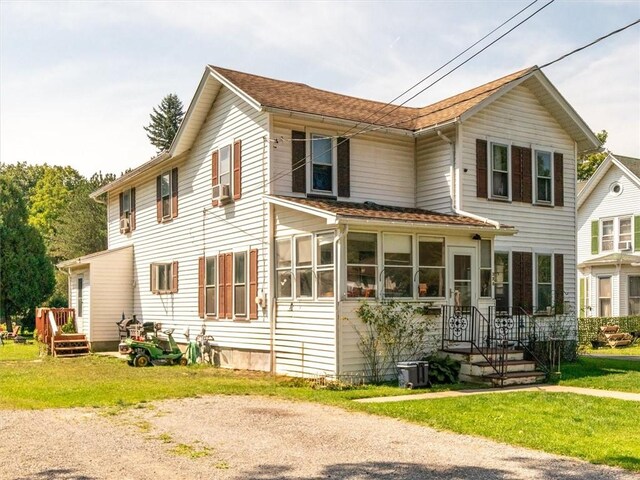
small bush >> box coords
[422,355,461,385]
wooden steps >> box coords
[52,334,90,357]
[440,347,546,387]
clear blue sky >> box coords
[1,0,638,178]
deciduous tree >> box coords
[577,130,608,181]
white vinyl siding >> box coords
[416,131,454,213]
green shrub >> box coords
[422,354,461,385]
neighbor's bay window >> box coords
[346,232,377,298]
[598,276,612,316]
[383,234,412,298]
[418,237,444,298]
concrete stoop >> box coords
[441,347,546,387]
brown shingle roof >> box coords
[210,65,534,132]
[615,154,640,180]
[273,195,508,229]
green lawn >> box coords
[2,343,639,472]
[581,345,640,356]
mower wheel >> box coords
[179,357,188,366]
[133,354,151,367]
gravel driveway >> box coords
[0,395,634,480]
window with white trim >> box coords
[535,149,552,203]
[346,232,377,298]
[218,145,231,189]
[310,133,334,194]
[536,254,552,311]
[418,237,444,298]
[480,240,492,297]
[601,216,633,252]
[205,257,216,316]
[383,234,413,298]
[620,217,632,248]
[598,276,611,316]
[234,252,246,316]
[316,234,334,297]
[160,171,172,219]
[275,238,292,298]
[629,276,640,315]
[494,252,509,311]
[490,142,510,199]
[295,236,313,298]
[151,262,174,294]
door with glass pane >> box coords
[448,247,476,307]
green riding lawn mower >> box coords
[119,321,187,367]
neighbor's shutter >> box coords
[634,215,640,252]
[554,253,564,312]
[171,167,178,218]
[211,150,219,207]
[521,147,532,204]
[579,277,585,313]
[591,220,599,255]
[130,187,136,231]
[476,139,487,198]
[156,175,162,222]
[292,130,306,193]
[249,249,258,320]
[198,256,205,318]
[337,137,350,198]
[171,261,179,293]
[511,146,522,202]
[150,264,157,293]
[554,152,564,207]
[233,139,242,200]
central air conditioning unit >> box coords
[212,184,231,204]
[120,215,131,233]
[619,241,632,251]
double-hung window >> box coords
[310,134,334,194]
[151,262,177,294]
[295,236,313,298]
[619,217,632,249]
[205,257,217,316]
[234,252,247,317]
[160,171,172,219]
[383,234,412,298]
[494,252,509,311]
[536,254,552,311]
[535,149,552,204]
[600,217,633,252]
[490,142,510,199]
[316,234,334,297]
[346,232,377,298]
[218,145,231,188]
[598,276,612,316]
[417,237,444,298]
[601,219,614,251]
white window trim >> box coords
[488,140,511,201]
[152,262,173,294]
[533,146,554,205]
[600,216,634,252]
[275,238,293,300]
[494,251,511,311]
[535,253,553,313]
[160,170,172,219]
[346,230,379,299]
[307,132,337,196]
[417,235,446,300]
[382,233,414,299]
[629,275,640,316]
[77,276,84,318]
[597,275,612,317]
[204,255,217,317]
[233,251,248,318]
[479,239,493,298]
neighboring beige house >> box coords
[62,65,599,380]
[577,153,640,317]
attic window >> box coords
[609,182,623,196]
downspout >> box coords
[437,129,500,228]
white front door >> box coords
[448,246,476,307]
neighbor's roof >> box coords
[210,65,533,132]
[578,252,640,268]
[268,195,515,232]
[577,152,640,208]
[615,154,640,179]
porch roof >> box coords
[578,252,640,268]
[267,195,515,234]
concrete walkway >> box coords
[355,384,640,403]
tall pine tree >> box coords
[143,93,184,152]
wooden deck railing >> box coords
[35,307,76,350]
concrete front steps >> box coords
[441,347,546,387]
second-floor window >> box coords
[119,187,136,233]
[535,149,552,204]
[156,168,178,221]
[311,134,334,194]
[600,216,633,252]
[490,142,510,199]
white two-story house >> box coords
[60,65,599,377]
[577,153,640,317]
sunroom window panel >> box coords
[384,234,412,297]
[418,238,444,298]
[347,233,377,265]
[347,266,377,298]
[295,236,312,298]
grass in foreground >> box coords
[2,344,640,472]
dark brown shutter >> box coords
[156,176,162,222]
[521,147,532,204]
[119,192,124,220]
[292,130,306,193]
[512,251,533,313]
[198,256,205,318]
[249,249,258,320]
[512,252,522,311]
[172,261,179,293]
[218,255,226,319]
[337,137,350,197]
[554,152,564,207]
[554,253,564,313]
[225,253,233,318]
[233,139,242,200]
[150,264,157,293]
[476,139,487,198]
[511,146,522,202]
[211,150,219,207]
[130,188,136,231]
[171,167,178,218]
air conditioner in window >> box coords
[212,184,231,204]
[120,216,131,233]
[618,241,632,251]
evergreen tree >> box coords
[0,175,55,330]
[577,130,608,181]
[143,93,184,152]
